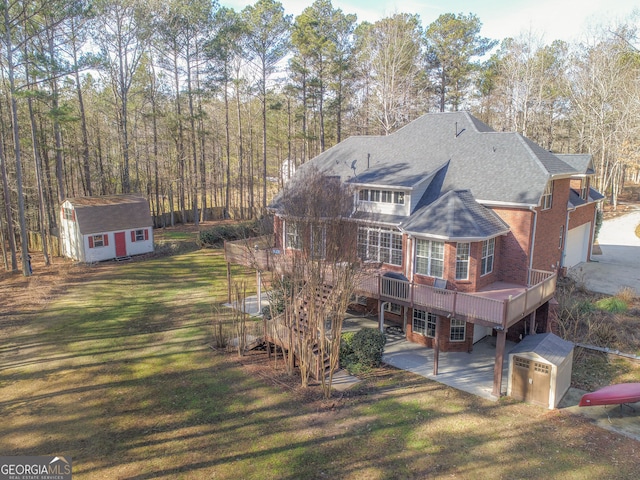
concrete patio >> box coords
[344,314,513,401]
[227,299,514,401]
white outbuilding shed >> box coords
[60,195,154,263]
[507,333,574,409]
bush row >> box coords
[340,327,386,374]
[199,220,262,246]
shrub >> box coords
[594,208,604,243]
[595,297,628,314]
[352,327,387,368]
[199,222,256,245]
[339,331,357,369]
[616,287,636,304]
[576,300,595,315]
[199,220,264,246]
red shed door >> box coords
[115,232,127,257]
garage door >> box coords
[565,223,591,268]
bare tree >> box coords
[354,13,424,135]
[569,23,640,208]
[266,167,365,397]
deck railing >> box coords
[225,238,557,328]
[352,272,556,327]
[506,273,557,325]
[224,235,274,271]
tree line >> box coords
[1,0,639,275]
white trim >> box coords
[401,231,509,242]
[475,199,537,208]
[528,207,538,283]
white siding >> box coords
[84,233,116,263]
[60,201,84,261]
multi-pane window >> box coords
[455,243,470,280]
[384,303,402,314]
[481,238,495,276]
[359,189,405,205]
[450,318,466,341]
[92,234,105,248]
[415,239,444,278]
[135,229,145,241]
[541,181,553,210]
[63,207,74,220]
[285,221,302,250]
[413,309,436,337]
[357,226,402,265]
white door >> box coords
[565,223,591,268]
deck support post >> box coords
[257,270,262,315]
[433,316,441,375]
[226,262,231,304]
[379,302,388,333]
[528,310,536,335]
[492,328,507,397]
[403,308,407,333]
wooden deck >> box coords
[225,237,556,330]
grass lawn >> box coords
[1,248,639,479]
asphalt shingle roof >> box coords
[68,195,153,235]
[400,190,510,240]
[555,154,594,175]
[271,112,591,239]
[289,112,579,206]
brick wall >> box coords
[406,311,473,352]
[274,216,284,250]
[568,204,595,229]
[492,207,534,285]
[506,303,551,341]
[533,179,570,272]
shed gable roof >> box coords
[66,195,152,235]
[509,333,574,366]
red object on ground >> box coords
[579,383,640,407]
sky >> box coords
[222,0,638,44]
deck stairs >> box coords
[265,283,335,380]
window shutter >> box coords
[131,231,135,242]
[88,236,94,248]
[144,229,149,240]
[104,234,109,246]
[72,210,75,221]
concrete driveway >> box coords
[570,208,640,295]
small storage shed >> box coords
[60,195,154,263]
[507,333,574,409]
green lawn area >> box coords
[1,249,639,479]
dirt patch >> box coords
[601,185,640,220]
[0,255,95,330]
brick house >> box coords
[226,111,602,396]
